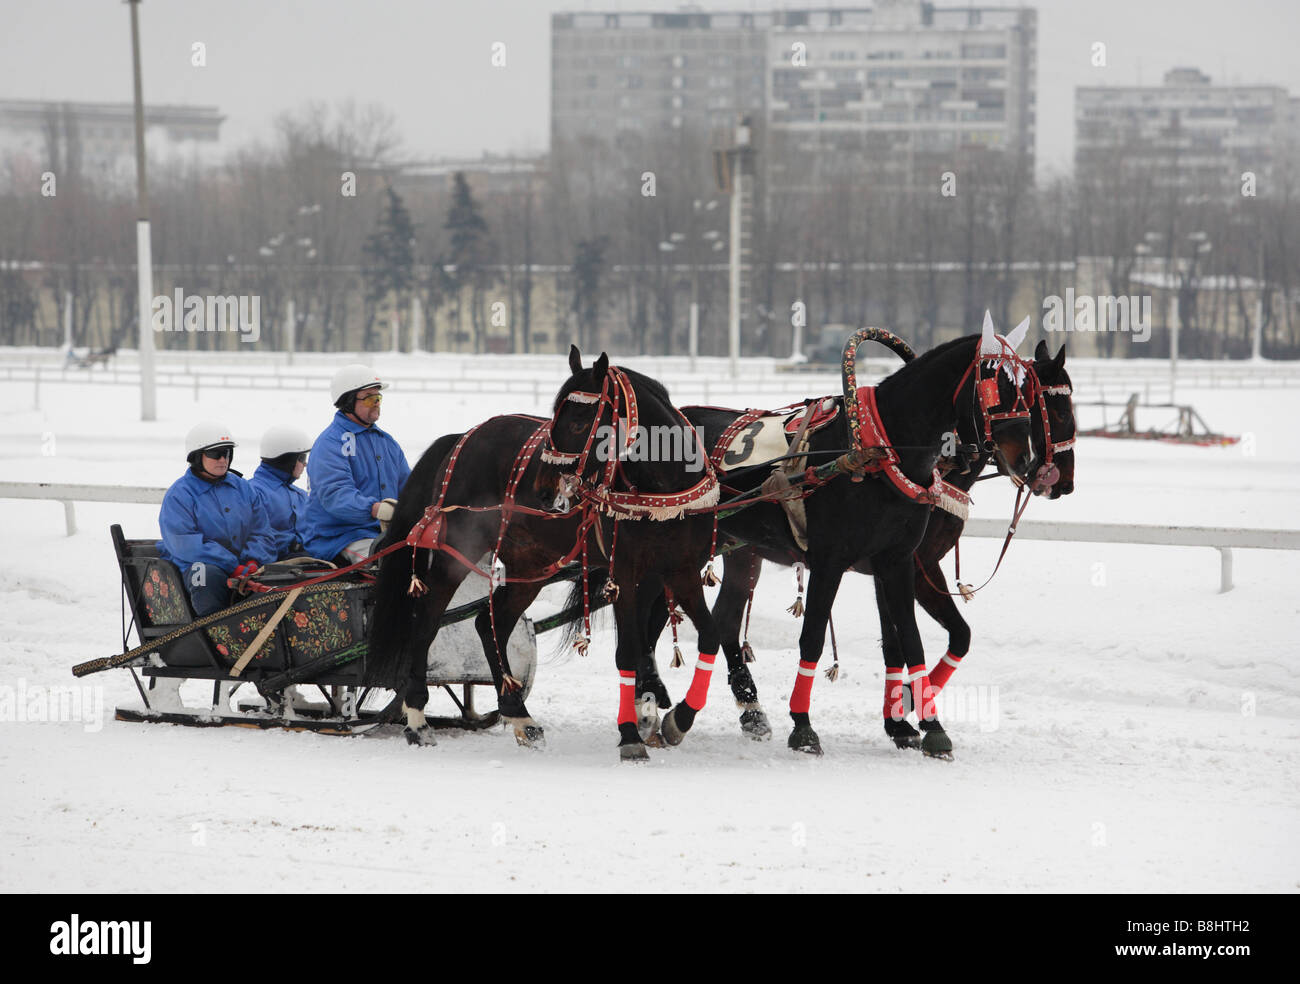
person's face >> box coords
[292,454,306,480]
[352,387,382,426]
[202,446,232,478]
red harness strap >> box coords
[709,408,768,470]
[853,385,943,506]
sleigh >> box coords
[72,525,538,734]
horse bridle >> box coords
[952,337,1040,479]
[539,366,639,483]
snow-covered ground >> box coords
[1,354,1297,892]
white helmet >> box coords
[260,425,312,459]
[330,363,388,405]
[185,421,237,457]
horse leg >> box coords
[876,557,953,760]
[875,577,921,749]
[660,569,723,747]
[787,564,844,755]
[613,577,652,762]
[716,549,770,740]
[632,579,670,742]
[399,556,470,746]
[474,581,546,748]
[639,591,673,706]
[914,555,970,696]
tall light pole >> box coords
[723,117,755,378]
[127,0,156,420]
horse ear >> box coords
[1053,343,1067,369]
[1035,339,1049,361]
[568,345,583,375]
[593,352,609,378]
[1005,316,1031,352]
[980,309,998,355]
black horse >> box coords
[636,328,1042,757]
[367,348,723,761]
[637,336,1077,751]
[898,339,1075,709]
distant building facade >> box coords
[551,1,1037,188]
[1076,68,1300,197]
[0,99,223,182]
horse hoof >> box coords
[403,724,437,747]
[620,742,650,763]
[921,729,954,760]
[514,724,546,749]
[661,706,687,746]
[787,724,822,756]
[739,707,772,741]
[643,730,668,749]
[884,718,922,749]
[636,693,661,743]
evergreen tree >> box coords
[572,236,610,351]
[362,185,416,349]
[443,171,494,351]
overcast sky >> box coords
[3,0,1299,176]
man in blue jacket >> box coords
[158,421,276,616]
[250,425,312,560]
[302,364,411,565]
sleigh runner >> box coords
[73,524,537,733]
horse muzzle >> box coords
[1030,462,1059,497]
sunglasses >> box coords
[202,447,233,461]
[357,393,383,407]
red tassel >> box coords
[407,575,428,597]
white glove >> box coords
[374,498,397,532]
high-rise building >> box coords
[767,1,1036,192]
[550,8,768,151]
[550,2,1037,188]
[1076,68,1299,196]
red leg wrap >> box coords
[907,665,938,721]
[928,651,962,695]
[684,653,717,711]
[618,670,637,725]
[883,666,906,721]
[790,660,818,715]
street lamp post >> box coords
[127,0,156,421]
[660,199,724,373]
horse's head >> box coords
[535,345,616,504]
[1030,339,1076,498]
[965,312,1037,487]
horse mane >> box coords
[877,333,976,393]
[551,361,673,414]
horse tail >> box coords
[367,432,464,689]
[556,564,607,651]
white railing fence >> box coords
[3,482,1296,593]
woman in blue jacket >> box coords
[250,425,311,560]
[302,364,411,565]
[158,421,276,616]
